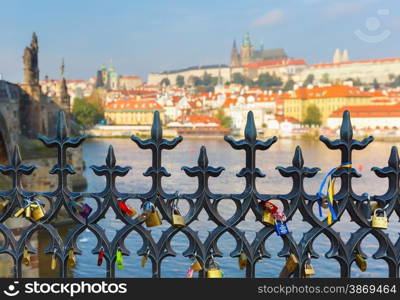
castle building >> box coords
[94,64,142,91]
[230,33,288,67]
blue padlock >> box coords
[275,218,290,236]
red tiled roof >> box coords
[275,115,300,123]
[287,85,382,100]
[329,103,400,118]
[176,115,221,125]
[106,98,163,111]
[310,57,400,69]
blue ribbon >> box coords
[317,162,351,222]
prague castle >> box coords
[230,33,287,67]
[147,32,400,88]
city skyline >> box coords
[1,0,399,83]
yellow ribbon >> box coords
[326,163,351,224]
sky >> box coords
[0,0,399,83]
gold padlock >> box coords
[355,253,367,272]
[145,210,162,227]
[22,247,30,266]
[51,252,57,270]
[172,209,186,228]
[141,255,148,268]
[68,249,76,268]
[279,253,299,278]
[191,259,202,272]
[286,254,299,274]
[304,263,315,277]
[371,208,388,229]
[31,204,45,221]
[14,207,25,218]
[262,211,275,226]
[0,199,9,211]
[25,205,31,218]
[238,252,247,270]
[207,268,223,278]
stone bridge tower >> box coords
[19,33,47,137]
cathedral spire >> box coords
[59,59,70,112]
[230,39,240,67]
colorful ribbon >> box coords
[116,249,124,270]
[118,201,134,215]
[317,162,351,224]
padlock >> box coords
[116,249,123,270]
[304,262,315,277]
[262,211,275,226]
[371,208,388,229]
[238,252,247,270]
[172,209,186,228]
[207,268,223,278]
[0,199,9,211]
[97,248,104,266]
[118,201,137,217]
[145,210,162,227]
[31,204,45,221]
[275,218,289,236]
[14,207,25,218]
[191,258,202,272]
[68,249,76,268]
[22,247,30,266]
[285,254,299,274]
[25,205,31,218]
[279,254,299,278]
[51,252,57,270]
[355,253,367,272]
[186,267,194,278]
[141,251,149,268]
[79,203,93,219]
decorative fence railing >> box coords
[0,109,399,278]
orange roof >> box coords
[288,85,382,100]
[106,98,163,111]
[310,57,400,69]
[222,98,238,108]
[177,115,221,125]
[329,103,400,118]
[275,115,300,123]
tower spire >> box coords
[230,39,240,67]
[61,58,65,78]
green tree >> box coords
[176,75,185,87]
[192,76,203,86]
[256,73,282,89]
[389,75,400,88]
[203,72,213,86]
[372,78,380,90]
[283,79,295,91]
[72,98,104,127]
[231,73,247,85]
[302,74,314,87]
[321,73,330,84]
[215,108,232,128]
[303,104,322,126]
[160,77,170,86]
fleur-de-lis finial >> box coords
[244,111,256,143]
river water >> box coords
[23,137,400,277]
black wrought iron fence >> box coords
[0,109,399,278]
